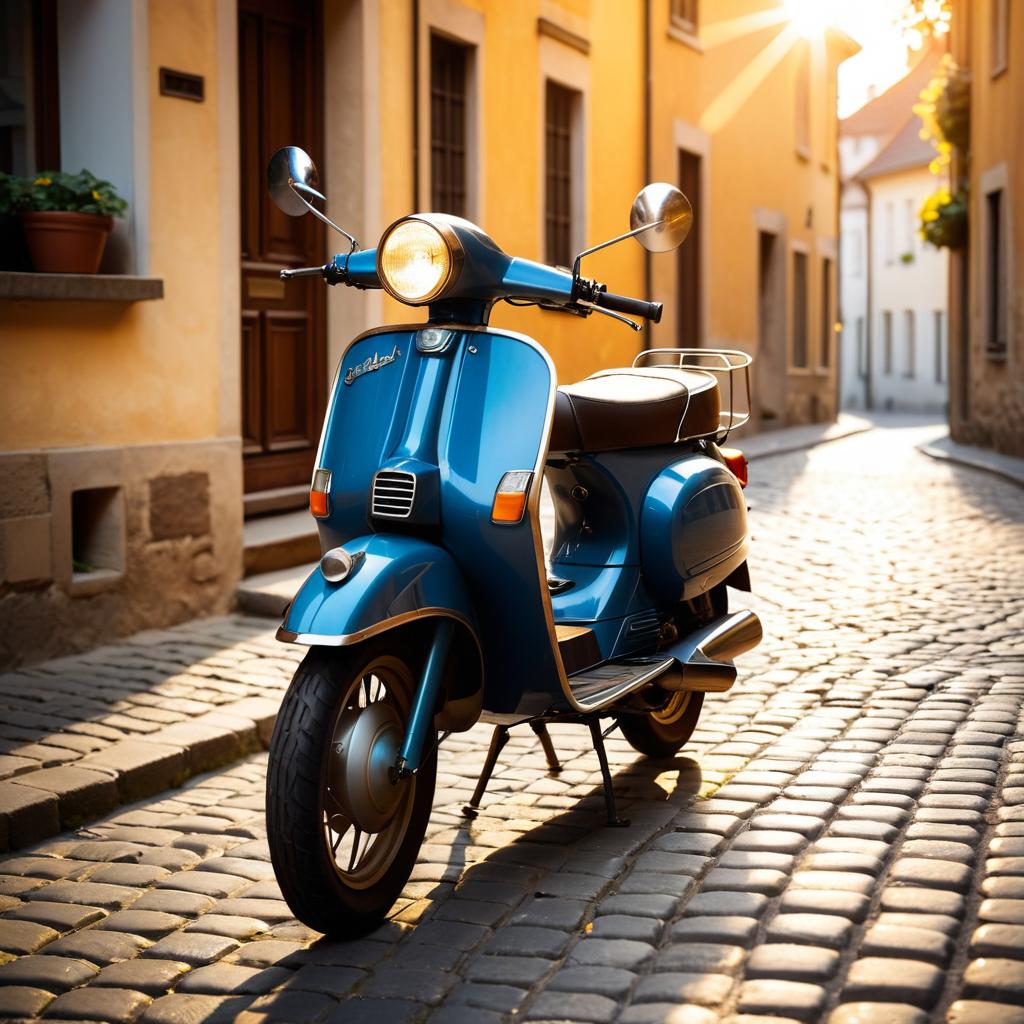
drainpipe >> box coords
[862,179,874,411]
[643,0,652,347]
[412,0,420,210]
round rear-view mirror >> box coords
[630,182,693,252]
[268,146,319,217]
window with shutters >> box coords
[545,80,577,269]
[985,187,1008,359]
[430,34,469,218]
[820,257,833,368]
[792,250,808,369]
[903,309,916,378]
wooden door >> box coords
[239,0,325,501]
[677,149,702,347]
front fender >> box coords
[277,534,478,645]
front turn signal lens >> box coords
[378,217,461,304]
[310,467,331,517]
[491,470,533,524]
[720,448,748,488]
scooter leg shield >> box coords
[277,533,483,731]
[277,533,479,648]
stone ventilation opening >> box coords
[71,486,125,581]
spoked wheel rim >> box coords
[650,690,695,725]
[320,656,416,890]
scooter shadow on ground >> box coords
[303,747,705,954]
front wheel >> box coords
[266,639,436,938]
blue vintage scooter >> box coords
[264,146,762,937]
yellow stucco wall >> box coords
[0,0,232,452]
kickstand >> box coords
[530,721,562,774]
[463,724,510,818]
[587,717,630,827]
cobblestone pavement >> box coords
[0,618,300,850]
[1,421,1023,1024]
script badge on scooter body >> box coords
[343,344,401,386]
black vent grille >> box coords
[625,611,661,643]
[371,470,416,519]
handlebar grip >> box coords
[595,290,663,323]
[280,265,328,280]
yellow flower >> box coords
[91,190,102,201]
[33,177,51,186]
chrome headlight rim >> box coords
[376,215,465,305]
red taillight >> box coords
[720,447,748,487]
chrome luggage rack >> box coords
[632,348,752,443]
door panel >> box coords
[239,0,325,499]
[266,315,313,450]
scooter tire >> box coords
[616,690,705,758]
[266,641,436,938]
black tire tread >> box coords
[266,644,435,937]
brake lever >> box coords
[577,300,642,332]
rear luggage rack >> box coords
[633,348,752,442]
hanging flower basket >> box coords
[920,187,967,250]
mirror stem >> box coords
[572,220,663,279]
[290,181,359,250]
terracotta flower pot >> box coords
[20,210,113,274]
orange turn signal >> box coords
[491,470,533,524]
[720,448,748,487]
[310,468,331,518]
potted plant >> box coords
[10,170,127,274]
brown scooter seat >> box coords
[549,366,721,453]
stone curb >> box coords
[739,414,874,463]
[0,697,279,854]
[917,435,1024,488]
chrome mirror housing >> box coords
[268,146,319,217]
[630,183,693,252]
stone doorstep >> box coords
[0,696,281,855]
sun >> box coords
[785,0,839,38]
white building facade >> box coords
[862,160,949,413]
[838,45,948,414]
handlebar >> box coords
[594,289,663,324]
[280,264,331,280]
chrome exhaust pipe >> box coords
[656,609,763,693]
[693,608,763,663]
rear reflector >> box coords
[491,470,533,524]
[310,468,331,517]
[719,448,748,487]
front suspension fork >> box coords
[390,618,454,781]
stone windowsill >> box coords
[0,271,164,303]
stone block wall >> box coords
[0,439,242,669]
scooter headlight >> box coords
[377,217,462,304]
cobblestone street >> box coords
[0,420,1022,1024]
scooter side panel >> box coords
[280,534,478,643]
[437,329,564,713]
